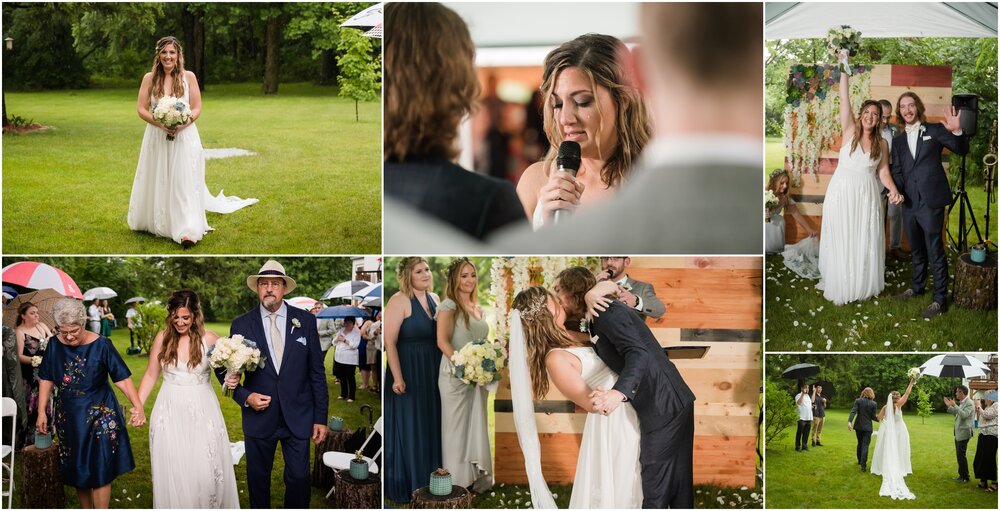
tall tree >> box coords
[260,3,286,94]
[181,3,206,89]
[336,27,379,121]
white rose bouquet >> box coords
[152,96,193,141]
[208,334,266,396]
[450,338,507,387]
[906,367,921,380]
[765,190,780,211]
[826,25,862,58]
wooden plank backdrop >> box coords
[494,257,762,488]
[783,64,954,248]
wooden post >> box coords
[20,444,65,509]
[953,253,998,310]
[311,428,354,488]
[332,469,379,509]
[410,486,473,509]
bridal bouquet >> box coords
[907,367,922,380]
[208,334,266,396]
[152,96,192,141]
[826,25,862,58]
[450,338,507,387]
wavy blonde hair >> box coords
[512,286,590,400]
[384,3,479,162]
[396,257,429,297]
[540,34,650,189]
[150,36,186,100]
[444,258,477,329]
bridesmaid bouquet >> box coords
[450,338,507,387]
[152,96,193,141]
[208,334,267,396]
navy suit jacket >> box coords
[216,301,328,439]
[890,123,969,209]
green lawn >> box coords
[10,324,381,508]
[2,83,381,254]
[765,409,997,508]
[764,252,997,351]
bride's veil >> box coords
[508,310,557,509]
[872,393,897,476]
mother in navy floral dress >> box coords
[36,298,146,509]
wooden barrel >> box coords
[953,253,998,310]
[493,257,761,488]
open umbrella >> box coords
[341,3,382,31]
[316,305,371,319]
[321,280,373,300]
[2,289,69,330]
[2,285,19,300]
[354,283,382,299]
[83,287,118,301]
[920,354,990,378]
[811,380,836,401]
[124,297,146,305]
[782,363,820,380]
[2,261,83,299]
[985,390,998,402]
[287,296,320,310]
[360,296,382,308]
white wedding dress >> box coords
[870,395,914,500]
[508,312,642,509]
[149,345,240,508]
[128,77,257,244]
[817,134,885,304]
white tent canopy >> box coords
[766,2,997,39]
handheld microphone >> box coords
[552,141,581,224]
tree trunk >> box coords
[318,48,337,86]
[332,469,380,508]
[953,253,998,310]
[311,427,355,488]
[410,486,473,509]
[261,6,284,95]
[355,100,359,122]
[21,444,66,508]
[3,92,8,127]
[192,8,205,90]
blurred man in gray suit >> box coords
[946,385,975,483]
[598,256,665,319]
[490,3,762,253]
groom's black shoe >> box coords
[921,301,945,319]
[861,465,867,473]
[894,288,920,301]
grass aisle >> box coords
[765,252,998,351]
[2,83,381,254]
[765,409,997,508]
[10,325,381,508]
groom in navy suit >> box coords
[218,260,328,508]
[889,93,968,319]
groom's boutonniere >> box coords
[578,318,589,333]
[291,318,301,333]
[620,281,633,292]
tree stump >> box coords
[331,469,379,508]
[311,427,354,488]
[20,444,65,509]
[411,485,473,509]
[953,253,998,310]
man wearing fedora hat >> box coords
[217,260,328,508]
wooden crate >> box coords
[493,257,761,488]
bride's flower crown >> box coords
[769,168,787,181]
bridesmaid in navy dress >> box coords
[384,257,443,503]
[36,298,146,509]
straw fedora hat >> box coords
[247,260,297,293]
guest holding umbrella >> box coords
[333,316,362,402]
[99,299,115,339]
[36,298,145,508]
[973,394,997,492]
[385,257,442,503]
[14,301,54,449]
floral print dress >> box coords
[38,336,135,488]
[20,333,54,449]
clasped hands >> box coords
[887,190,905,205]
[589,386,625,416]
[127,405,147,428]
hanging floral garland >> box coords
[783,63,871,183]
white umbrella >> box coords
[353,282,382,299]
[361,296,381,307]
[124,296,146,305]
[83,287,118,301]
[341,3,382,31]
[920,354,990,378]
[322,280,373,300]
[287,296,320,310]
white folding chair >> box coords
[2,397,17,510]
[324,416,383,499]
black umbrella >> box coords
[920,354,990,378]
[782,363,820,380]
[811,380,835,401]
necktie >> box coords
[269,312,283,372]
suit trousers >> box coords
[795,420,811,449]
[856,429,873,467]
[957,438,971,479]
[902,205,948,305]
[246,416,311,508]
[640,402,694,509]
[811,417,825,442]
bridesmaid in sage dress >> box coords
[385,257,443,503]
[36,298,145,509]
[436,258,493,492]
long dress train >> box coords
[128,77,257,244]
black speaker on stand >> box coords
[946,93,984,254]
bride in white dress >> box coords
[817,50,905,305]
[137,290,239,508]
[508,286,642,509]
[871,378,915,500]
[129,36,257,247]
